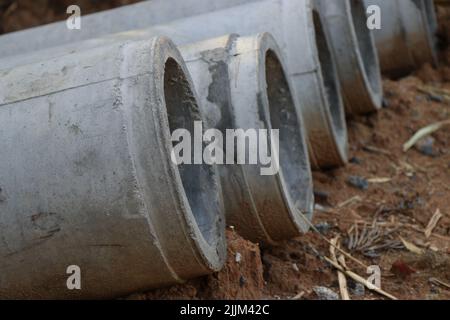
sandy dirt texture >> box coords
[1,0,449,301]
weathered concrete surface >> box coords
[365,0,438,77]
[316,0,383,115]
[180,33,314,244]
[0,37,226,299]
[0,0,348,169]
[0,0,257,58]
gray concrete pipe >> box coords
[180,33,314,244]
[0,19,314,241]
[315,0,383,115]
[0,37,227,299]
[0,0,349,169]
[365,0,439,78]
[0,0,257,58]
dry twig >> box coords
[330,237,350,300]
[403,120,450,152]
[425,209,443,239]
[324,257,398,300]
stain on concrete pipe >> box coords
[316,0,383,115]
[0,37,227,299]
[0,0,348,170]
[365,0,438,78]
[180,33,314,244]
[0,0,258,58]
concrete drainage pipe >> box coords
[316,0,383,115]
[0,37,227,299]
[0,0,349,170]
[0,0,258,58]
[180,33,314,244]
[365,0,439,78]
[0,30,314,243]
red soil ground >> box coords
[1,0,449,301]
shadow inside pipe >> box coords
[265,50,313,222]
[312,9,347,162]
[163,57,221,247]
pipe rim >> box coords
[347,0,383,112]
[149,37,227,274]
[259,34,315,235]
[312,9,349,168]
[239,32,315,241]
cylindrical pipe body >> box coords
[0,37,226,299]
[316,0,383,115]
[180,33,314,243]
[0,0,257,58]
[365,0,438,77]
[0,0,349,169]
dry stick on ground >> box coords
[399,236,425,255]
[425,209,443,239]
[403,120,450,152]
[417,85,450,103]
[337,255,351,297]
[429,278,450,290]
[295,209,369,269]
[337,196,362,208]
[324,257,398,300]
[330,237,350,300]
[291,291,305,300]
[342,219,450,242]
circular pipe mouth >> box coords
[312,10,348,165]
[264,49,314,230]
[163,57,222,250]
[349,0,383,105]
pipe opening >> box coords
[312,10,346,144]
[350,0,382,97]
[163,58,220,247]
[265,50,311,215]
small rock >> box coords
[292,263,300,272]
[235,252,242,263]
[430,284,440,294]
[351,283,365,297]
[239,275,246,287]
[349,157,362,165]
[313,286,340,300]
[415,137,437,157]
[427,93,444,103]
[347,176,369,190]
[314,222,331,235]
